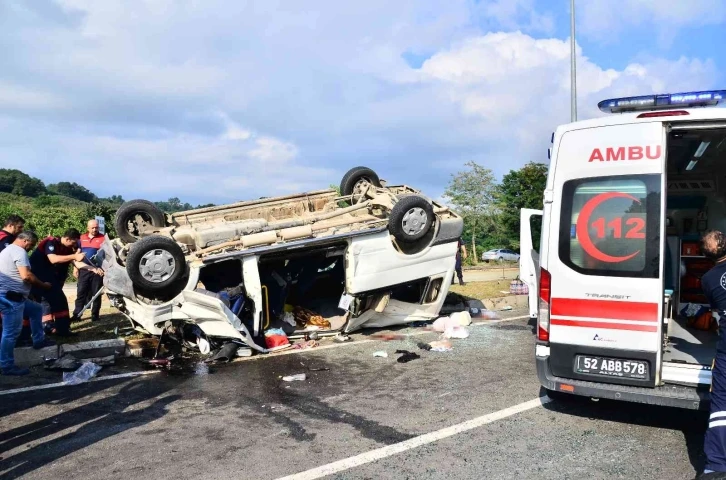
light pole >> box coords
[570,0,577,122]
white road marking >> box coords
[0,314,530,394]
[275,396,551,480]
[0,370,160,396]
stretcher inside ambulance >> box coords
[521,90,726,410]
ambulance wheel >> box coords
[388,194,434,243]
[114,199,167,244]
[126,235,187,296]
[340,167,381,199]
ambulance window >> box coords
[558,175,660,278]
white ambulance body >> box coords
[521,90,726,410]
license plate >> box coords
[575,355,649,380]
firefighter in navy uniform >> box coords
[29,229,84,337]
[698,230,726,480]
[0,215,25,253]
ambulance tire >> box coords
[388,194,434,243]
[340,167,381,198]
[126,235,187,297]
[114,199,167,244]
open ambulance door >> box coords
[520,208,543,320]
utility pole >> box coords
[570,0,577,122]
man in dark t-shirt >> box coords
[698,230,726,479]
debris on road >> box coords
[45,354,82,371]
[282,373,307,382]
[500,306,513,311]
[209,342,240,363]
[63,361,102,385]
[126,338,160,358]
[265,328,292,351]
[333,333,352,343]
[429,340,453,352]
[443,326,470,339]
[293,340,319,350]
[373,351,388,358]
[395,350,420,363]
[370,333,407,341]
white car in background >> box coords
[482,248,520,263]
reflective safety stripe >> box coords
[709,420,726,429]
[710,412,726,420]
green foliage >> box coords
[47,181,99,203]
[445,161,548,260]
[494,162,548,250]
[0,169,47,197]
[155,197,194,213]
[443,161,498,262]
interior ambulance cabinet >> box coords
[678,239,714,309]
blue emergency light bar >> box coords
[598,90,726,113]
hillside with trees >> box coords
[0,168,212,238]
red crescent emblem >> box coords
[576,192,642,263]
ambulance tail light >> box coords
[538,267,551,342]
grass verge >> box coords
[449,279,512,300]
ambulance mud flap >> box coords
[536,353,709,410]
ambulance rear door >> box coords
[545,121,666,388]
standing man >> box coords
[454,238,468,285]
[30,229,84,337]
[0,231,54,376]
[698,230,726,479]
[0,215,25,253]
[72,219,105,322]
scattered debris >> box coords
[236,346,252,357]
[63,362,102,385]
[395,350,420,363]
[443,326,470,339]
[500,306,513,311]
[305,331,320,341]
[450,311,472,326]
[370,333,407,341]
[209,342,239,363]
[282,373,307,382]
[429,340,453,352]
[294,306,332,330]
[372,351,388,358]
[417,341,431,351]
[265,328,292,351]
[45,354,82,371]
[333,333,352,343]
[293,340,320,350]
[126,338,160,358]
[308,366,330,372]
[410,321,429,328]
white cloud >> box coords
[0,1,720,206]
[579,0,726,45]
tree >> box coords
[494,162,548,250]
[100,194,126,206]
[155,197,194,213]
[47,181,99,203]
[0,169,46,197]
[444,161,498,263]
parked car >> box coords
[482,249,520,263]
[100,166,464,356]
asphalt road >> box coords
[0,309,708,480]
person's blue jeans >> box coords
[0,298,44,370]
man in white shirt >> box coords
[0,231,54,375]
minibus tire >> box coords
[340,167,381,198]
[388,195,434,243]
[126,235,187,296]
[115,199,167,243]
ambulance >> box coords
[520,90,726,410]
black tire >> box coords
[126,235,187,296]
[388,194,434,243]
[114,199,167,244]
[498,257,504,262]
[339,167,381,197]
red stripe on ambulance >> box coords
[550,318,658,333]
[551,298,659,322]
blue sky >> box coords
[0,0,724,205]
